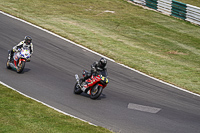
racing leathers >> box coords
[10,40,33,61]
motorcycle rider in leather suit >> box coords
[9,36,33,62]
[81,57,107,94]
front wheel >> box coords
[90,85,103,99]
[17,61,25,73]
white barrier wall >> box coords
[133,0,146,5]
[157,0,172,15]
[130,0,200,26]
[186,4,200,25]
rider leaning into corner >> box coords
[81,57,107,94]
[9,36,33,62]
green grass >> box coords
[178,0,200,7]
[0,0,199,93]
[0,84,112,133]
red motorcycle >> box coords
[74,70,109,99]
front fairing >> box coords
[20,47,31,59]
[86,72,109,89]
[14,47,30,61]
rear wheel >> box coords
[6,59,11,69]
[17,61,25,73]
[74,79,83,94]
[90,85,103,99]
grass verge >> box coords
[178,0,200,7]
[0,84,112,133]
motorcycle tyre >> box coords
[90,85,103,100]
[74,79,83,94]
[17,61,25,73]
[6,59,11,69]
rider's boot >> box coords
[9,50,14,62]
[87,89,91,95]
[81,83,89,93]
[81,86,87,92]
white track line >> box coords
[0,10,199,121]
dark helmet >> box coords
[99,57,107,69]
[24,36,32,45]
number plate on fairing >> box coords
[100,75,109,84]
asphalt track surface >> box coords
[0,12,200,133]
